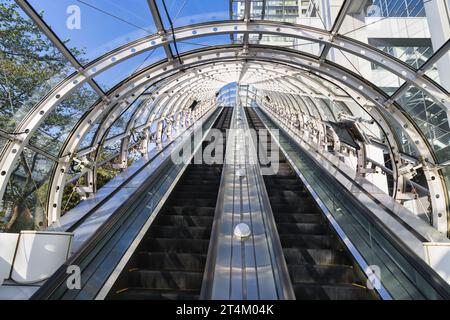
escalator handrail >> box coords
[32,108,223,300]
[257,107,450,300]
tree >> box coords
[0,1,95,231]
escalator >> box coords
[107,107,233,300]
[245,107,377,300]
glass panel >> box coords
[29,84,100,157]
[78,113,108,150]
[249,0,345,30]
[0,147,55,232]
[106,97,143,140]
[0,0,75,133]
[99,139,122,162]
[258,108,448,299]
[304,73,348,96]
[327,48,406,95]
[0,136,7,151]
[245,34,322,55]
[28,0,157,63]
[157,0,229,29]
[316,98,336,121]
[172,35,231,53]
[424,50,450,93]
[94,47,166,91]
[396,85,449,161]
[339,0,449,68]
[135,99,156,127]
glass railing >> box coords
[256,107,450,300]
[32,107,223,300]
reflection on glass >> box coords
[106,97,144,140]
[240,0,344,29]
[157,0,229,28]
[339,0,448,68]
[396,85,449,162]
[94,47,166,91]
[0,136,7,152]
[28,0,157,63]
[171,35,231,53]
[246,34,322,55]
[0,147,55,232]
[134,101,155,128]
[424,51,450,93]
[0,0,75,133]
[327,48,405,95]
[78,114,106,150]
[29,84,100,157]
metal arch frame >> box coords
[95,65,233,155]
[43,49,241,222]
[6,13,447,155]
[290,75,343,120]
[258,74,340,121]
[48,69,230,221]
[44,54,398,223]
[93,64,233,152]
[84,62,285,159]
[257,77,328,120]
[243,48,447,232]
[50,45,446,230]
[0,18,447,228]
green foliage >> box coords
[0,1,92,231]
[0,0,69,132]
[97,165,121,190]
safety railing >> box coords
[256,107,450,300]
[31,108,223,300]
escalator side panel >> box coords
[244,107,377,300]
[107,108,233,300]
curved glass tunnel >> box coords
[0,0,450,301]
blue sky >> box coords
[26,0,232,90]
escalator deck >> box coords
[244,107,377,300]
[107,107,233,300]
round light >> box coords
[234,223,251,239]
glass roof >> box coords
[1,0,450,231]
[28,0,157,63]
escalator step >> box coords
[176,185,222,193]
[279,234,339,250]
[269,196,314,206]
[136,252,206,271]
[270,204,318,213]
[288,264,356,284]
[293,283,373,300]
[163,206,215,216]
[144,238,210,254]
[274,213,323,224]
[268,190,310,198]
[245,107,375,300]
[276,223,328,235]
[170,191,219,200]
[168,198,218,207]
[111,288,199,300]
[156,215,213,227]
[108,107,233,300]
[283,248,351,266]
[150,226,212,239]
[127,269,203,291]
[180,180,221,186]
